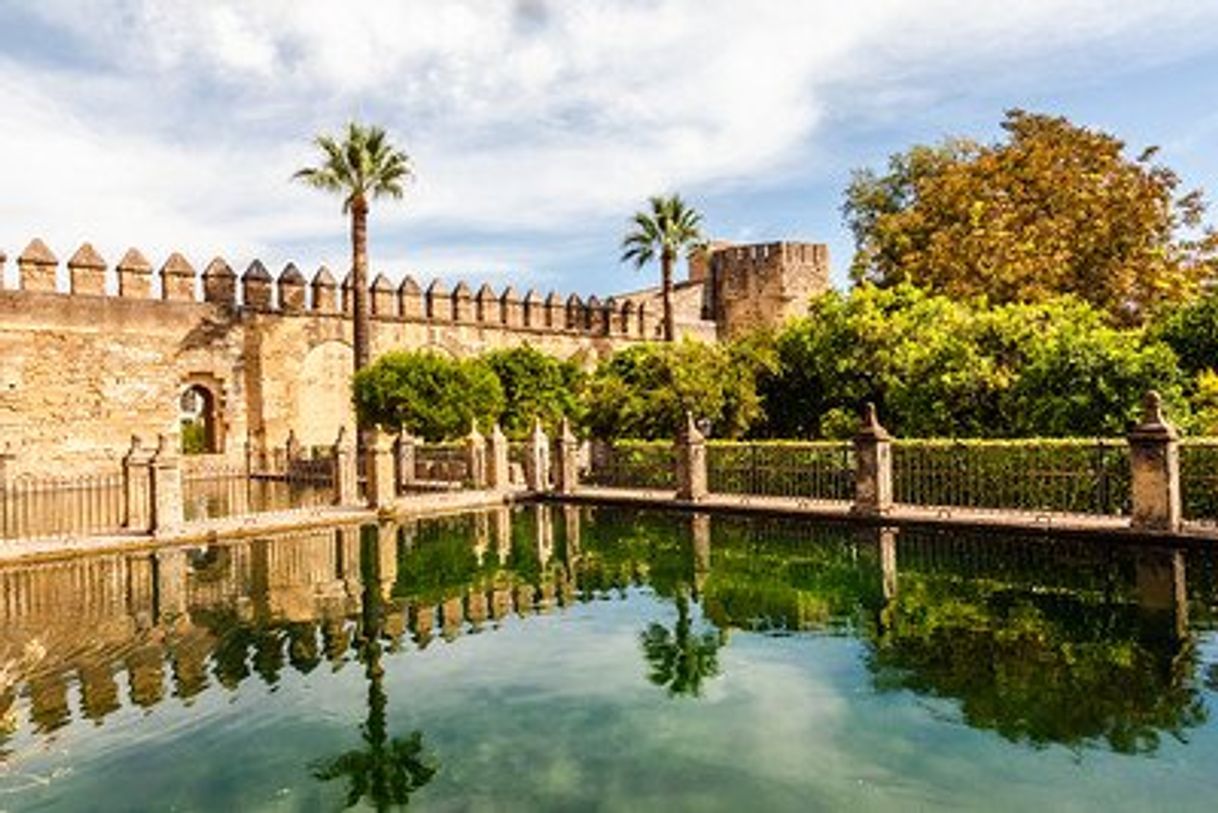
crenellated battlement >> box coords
[706,240,831,338]
[0,238,655,339]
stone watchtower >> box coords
[706,242,830,338]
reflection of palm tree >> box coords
[313,528,438,808]
[640,588,723,698]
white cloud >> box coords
[2,1,1217,285]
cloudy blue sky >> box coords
[2,1,1218,296]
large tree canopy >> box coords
[844,110,1218,323]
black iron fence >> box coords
[1181,440,1218,523]
[585,441,677,490]
[707,441,853,502]
[413,443,470,487]
[182,447,335,522]
[891,439,1130,516]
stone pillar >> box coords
[1136,548,1189,640]
[1128,390,1181,532]
[555,417,579,495]
[395,430,416,491]
[154,547,188,623]
[365,429,397,509]
[122,436,152,532]
[149,434,183,535]
[878,526,898,602]
[465,421,487,489]
[852,403,892,516]
[526,419,551,492]
[487,423,510,491]
[675,413,707,501]
[691,512,711,596]
[332,427,359,506]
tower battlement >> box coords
[707,241,830,337]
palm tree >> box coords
[313,527,438,809]
[640,587,724,698]
[294,122,412,372]
[620,194,705,342]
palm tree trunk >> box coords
[661,250,675,342]
[351,196,371,371]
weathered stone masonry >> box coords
[0,238,828,475]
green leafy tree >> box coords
[621,194,705,341]
[583,339,766,439]
[844,110,1218,323]
[757,285,1187,438]
[294,122,413,373]
[481,345,586,437]
[353,351,505,441]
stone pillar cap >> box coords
[1129,390,1178,440]
[68,242,106,269]
[854,402,891,441]
[559,416,577,444]
[19,238,56,265]
[467,419,484,441]
[680,411,705,443]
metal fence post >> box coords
[675,412,708,501]
[852,402,893,516]
[1128,390,1181,532]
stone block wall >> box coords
[0,239,695,474]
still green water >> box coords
[1,506,1217,811]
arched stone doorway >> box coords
[179,377,225,454]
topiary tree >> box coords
[481,345,586,438]
[352,351,504,441]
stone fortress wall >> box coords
[0,237,828,475]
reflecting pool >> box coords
[2,506,1217,810]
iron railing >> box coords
[585,441,677,490]
[1181,439,1218,523]
[891,439,1130,516]
[0,473,127,541]
[182,447,334,522]
[706,441,853,502]
[414,443,470,486]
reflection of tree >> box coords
[868,577,1206,754]
[313,527,438,809]
[640,589,724,698]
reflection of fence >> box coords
[891,440,1130,516]
[0,473,126,541]
[585,441,676,490]
[707,442,852,502]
